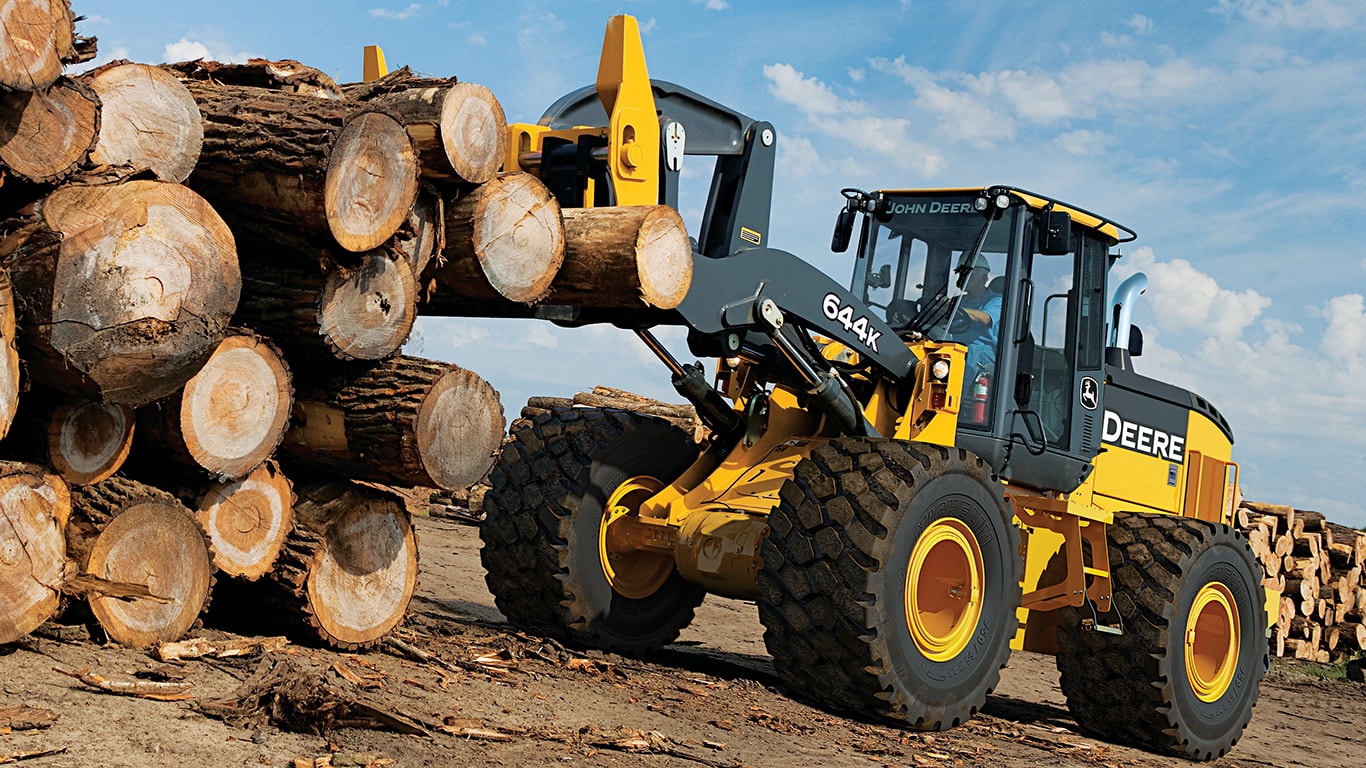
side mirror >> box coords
[1128,325,1144,357]
[831,207,856,253]
[1038,210,1072,255]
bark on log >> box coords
[67,476,213,648]
[4,180,239,406]
[0,76,99,183]
[166,58,342,100]
[139,331,293,480]
[367,81,506,185]
[196,460,295,581]
[184,81,418,252]
[432,172,564,304]
[0,0,76,91]
[398,184,443,281]
[282,356,504,491]
[0,462,70,644]
[270,482,417,649]
[81,62,202,183]
[47,395,135,485]
[0,267,17,441]
[547,206,693,309]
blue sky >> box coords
[76,1,1366,525]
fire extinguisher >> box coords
[971,373,989,423]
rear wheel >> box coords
[757,439,1020,729]
[1055,512,1267,760]
[479,407,704,653]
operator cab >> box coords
[838,186,1136,493]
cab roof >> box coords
[877,186,1137,245]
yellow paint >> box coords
[905,518,985,661]
[1186,581,1240,702]
[362,45,388,82]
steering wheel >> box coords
[948,305,975,336]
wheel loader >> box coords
[463,15,1273,761]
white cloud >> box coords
[1215,0,1366,29]
[764,63,845,116]
[1055,129,1108,156]
[1127,13,1154,34]
[777,135,820,179]
[848,67,865,83]
[1121,247,1270,340]
[370,4,423,20]
[161,38,253,64]
[467,32,487,46]
[692,0,731,10]
[1318,293,1366,375]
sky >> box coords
[74,0,1366,526]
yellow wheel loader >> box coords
[467,15,1272,760]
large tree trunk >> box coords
[0,462,70,644]
[166,57,342,99]
[184,81,419,252]
[195,460,295,581]
[82,62,202,183]
[270,482,417,650]
[367,81,506,185]
[318,252,417,360]
[67,476,214,648]
[432,172,564,304]
[138,331,293,481]
[282,356,504,491]
[0,0,76,91]
[4,180,239,406]
[0,76,99,183]
[548,205,693,309]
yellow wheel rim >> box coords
[905,518,985,662]
[1186,581,1240,702]
[599,475,673,600]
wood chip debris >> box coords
[52,666,193,701]
[158,635,290,662]
[0,747,68,765]
[291,751,392,768]
[0,706,57,731]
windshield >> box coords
[855,194,1013,343]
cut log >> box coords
[0,0,75,91]
[547,206,693,310]
[432,172,564,304]
[367,81,507,185]
[0,76,99,183]
[0,462,70,644]
[5,180,239,406]
[139,331,293,480]
[324,110,421,252]
[186,81,417,251]
[196,460,295,581]
[0,267,17,441]
[82,62,202,183]
[397,185,443,280]
[47,395,135,485]
[282,356,504,491]
[67,476,213,648]
[271,482,417,649]
[319,252,417,360]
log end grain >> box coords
[28,180,240,405]
[46,397,135,486]
[416,366,505,491]
[325,111,420,253]
[179,332,293,479]
[440,82,507,185]
[0,464,70,643]
[634,206,692,309]
[0,0,74,91]
[197,460,295,580]
[86,62,204,183]
[318,252,416,361]
[84,500,214,648]
[460,172,564,304]
[0,77,99,183]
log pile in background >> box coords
[1237,500,1366,663]
[1,4,699,653]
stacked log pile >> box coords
[0,3,696,652]
[1237,500,1366,663]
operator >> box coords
[951,253,1002,397]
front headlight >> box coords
[931,359,951,381]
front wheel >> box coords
[757,439,1021,730]
[1056,512,1267,760]
[479,408,704,654]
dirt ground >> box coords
[2,513,1363,768]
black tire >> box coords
[479,407,704,654]
[756,438,1021,729]
[1056,512,1267,761]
